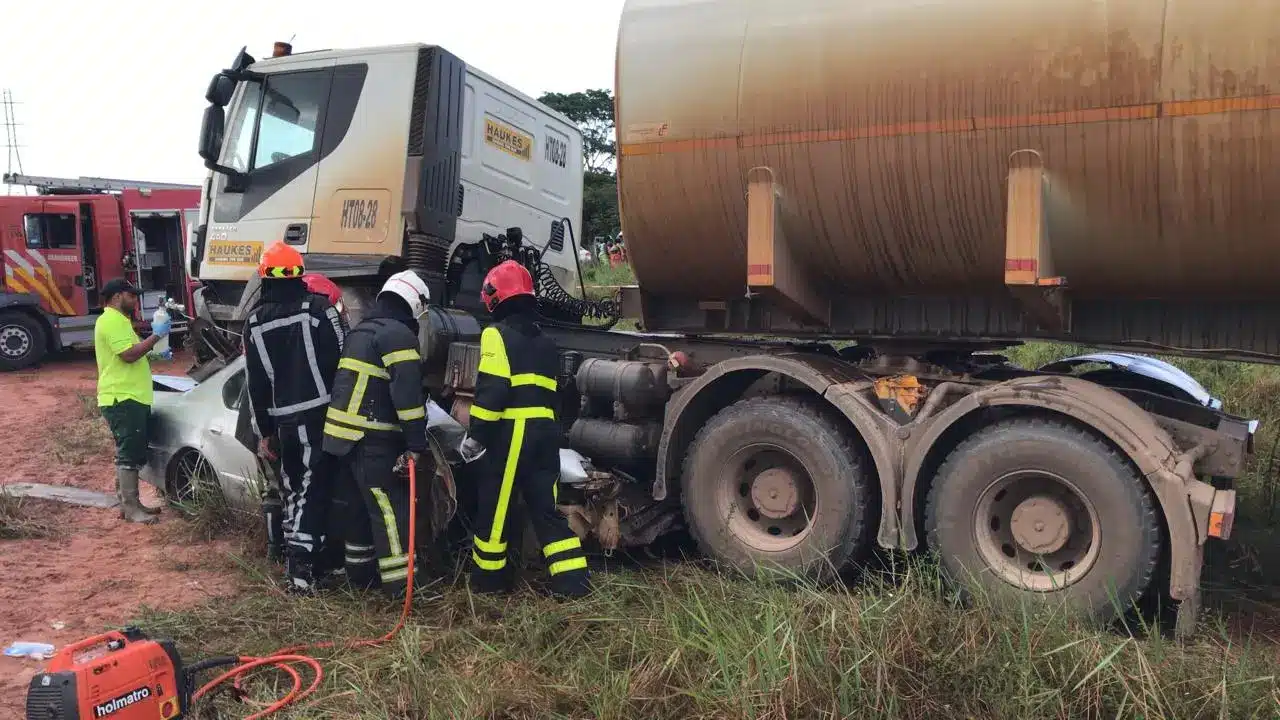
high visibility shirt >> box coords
[469,316,561,449]
[94,306,152,407]
[322,315,428,456]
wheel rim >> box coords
[172,451,219,503]
[715,443,817,552]
[0,325,32,359]
[973,470,1102,592]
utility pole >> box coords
[2,89,31,195]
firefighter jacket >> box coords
[321,313,428,457]
[469,312,561,451]
[244,289,345,438]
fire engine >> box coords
[0,174,201,370]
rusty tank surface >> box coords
[615,0,1280,353]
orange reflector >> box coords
[1208,510,1234,540]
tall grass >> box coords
[138,559,1278,719]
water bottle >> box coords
[149,303,171,360]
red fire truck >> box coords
[0,174,201,370]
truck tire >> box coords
[0,311,47,371]
[925,418,1161,621]
[681,396,873,580]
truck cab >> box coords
[192,42,585,338]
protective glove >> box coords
[151,316,172,337]
[393,450,425,477]
[459,435,486,463]
[257,436,279,462]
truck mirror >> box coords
[206,73,236,107]
[198,105,247,191]
[198,105,225,164]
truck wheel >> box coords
[925,418,1160,621]
[0,311,47,371]
[682,396,873,580]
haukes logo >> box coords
[94,686,151,717]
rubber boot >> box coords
[116,468,159,524]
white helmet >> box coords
[378,270,431,318]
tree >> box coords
[538,89,616,174]
[539,89,622,246]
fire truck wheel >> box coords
[0,311,47,371]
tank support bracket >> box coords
[745,167,830,328]
[1004,150,1070,334]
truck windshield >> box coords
[218,71,327,174]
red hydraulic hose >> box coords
[193,458,419,719]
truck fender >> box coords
[0,292,44,311]
[653,353,900,542]
[899,374,1204,600]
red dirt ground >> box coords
[0,350,241,714]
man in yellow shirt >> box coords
[95,278,171,524]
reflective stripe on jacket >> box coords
[321,316,427,456]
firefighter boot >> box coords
[284,554,319,595]
[116,468,159,524]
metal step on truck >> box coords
[189,0,1275,634]
[0,174,201,370]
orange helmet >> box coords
[258,242,305,279]
[481,260,534,313]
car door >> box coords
[17,201,88,316]
[200,364,262,505]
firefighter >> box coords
[244,242,347,593]
[467,260,591,598]
[322,270,433,597]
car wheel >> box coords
[167,449,223,508]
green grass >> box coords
[139,557,1279,719]
[582,261,637,290]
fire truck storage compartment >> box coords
[130,211,183,314]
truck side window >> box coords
[252,72,327,171]
[22,214,77,250]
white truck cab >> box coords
[193,42,584,331]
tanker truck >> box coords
[190,0,1278,632]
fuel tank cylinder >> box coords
[616,0,1280,303]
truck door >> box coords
[201,63,336,281]
[16,201,87,316]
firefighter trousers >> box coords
[469,416,590,597]
[276,411,333,568]
[345,439,415,595]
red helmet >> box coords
[302,272,342,307]
[259,241,305,279]
[481,260,534,313]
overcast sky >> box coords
[2,0,623,191]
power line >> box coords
[2,90,31,195]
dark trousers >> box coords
[276,410,331,567]
[101,399,150,470]
[346,439,414,595]
[469,418,589,596]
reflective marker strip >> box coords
[548,557,588,576]
[543,537,582,558]
[396,406,426,422]
[511,374,557,391]
[323,422,363,441]
[382,349,421,366]
[472,551,506,571]
[370,488,403,558]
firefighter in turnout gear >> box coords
[468,260,591,598]
[244,242,347,593]
[322,270,433,596]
